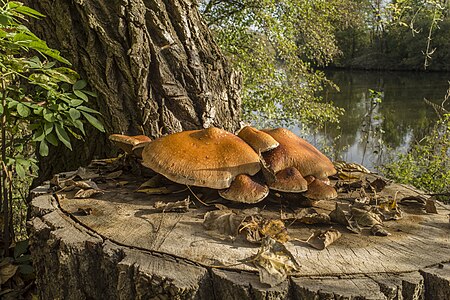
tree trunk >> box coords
[29,171,450,300]
[23,0,242,183]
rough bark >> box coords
[29,173,450,300]
[23,0,241,182]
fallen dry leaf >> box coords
[74,189,104,199]
[425,198,438,214]
[104,170,123,179]
[203,209,248,237]
[0,260,18,285]
[333,161,371,174]
[259,219,290,243]
[136,187,172,195]
[71,180,99,190]
[282,208,330,225]
[138,174,163,189]
[329,203,350,225]
[376,199,403,221]
[329,203,361,233]
[76,207,93,216]
[252,237,300,287]
[153,198,191,212]
[259,152,276,184]
[306,228,342,250]
[371,224,391,236]
[399,195,427,206]
[351,207,383,227]
[75,167,100,180]
[368,178,388,192]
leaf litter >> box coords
[250,237,300,287]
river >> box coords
[294,70,450,171]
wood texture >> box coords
[29,173,450,300]
[23,0,241,181]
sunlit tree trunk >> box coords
[24,0,242,183]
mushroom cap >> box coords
[141,127,261,189]
[109,134,152,154]
[238,126,279,153]
[269,167,308,193]
[219,174,269,203]
[262,128,336,178]
[303,176,337,200]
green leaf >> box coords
[28,40,71,65]
[43,109,54,122]
[18,264,33,275]
[70,99,84,107]
[74,119,85,136]
[7,100,18,108]
[14,5,46,19]
[0,15,9,26]
[69,108,81,120]
[39,140,49,156]
[81,112,105,132]
[44,67,79,84]
[33,106,43,115]
[14,143,24,153]
[16,103,31,117]
[33,129,45,142]
[55,123,72,150]
[15,255,32,264]
[78,105,100,114]
[16,158,30,169]
[45,133,58,146]
[83,90,97,97]
[29,73,52,85]
[14,240,29,259]
[73,90,88,102]
[0,105,3,115]
[16,163,25,178]
[73,80,87,90]
[44,122,53,135]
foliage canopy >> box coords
[199,0,361,128]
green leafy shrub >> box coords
[381,113,450,195]
[0,1,104,247]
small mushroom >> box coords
[141,127,269,203]
[109,134,151,156]
[270,167,308,193]
[238,126,279,153]
[303,176,337,200]
[219,174,269,203]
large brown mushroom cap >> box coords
[238,126,279,153]
[141,127,261,189]
[262,128,336,178]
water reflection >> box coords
[295,70,450,171]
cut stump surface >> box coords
[30,171,450,300]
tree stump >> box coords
[29,169,450,300]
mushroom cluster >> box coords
[110,126,337,203]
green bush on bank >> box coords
[381,113,450,195]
